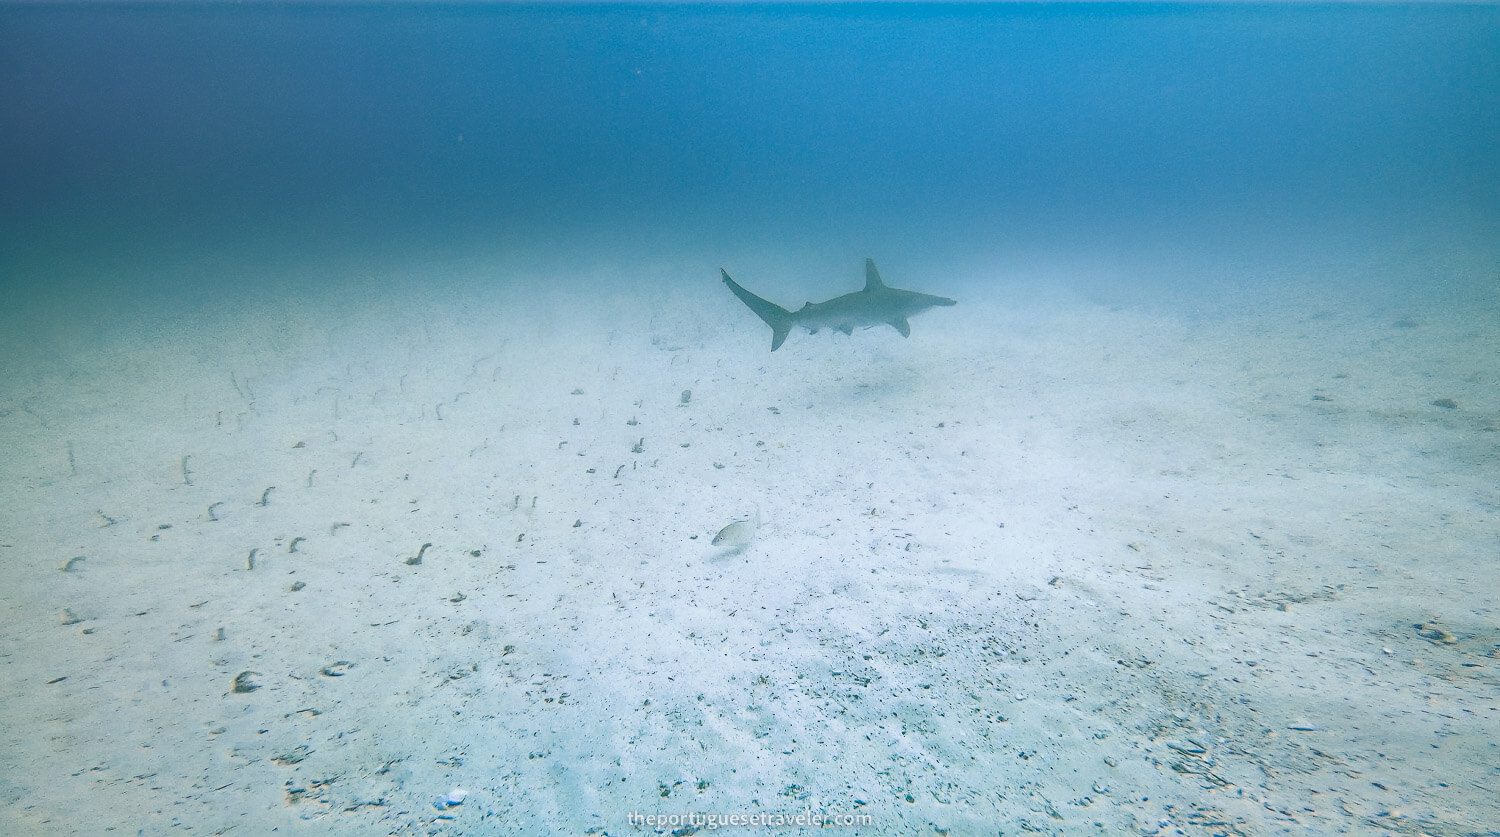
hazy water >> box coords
[1,9,1497,832]
[2,3,1496,304]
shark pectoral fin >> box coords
[770,327,789,351]
[890,317,911,337]
[837,325,852,335]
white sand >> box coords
[1,256,1496,835]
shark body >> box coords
[720,259,956,351]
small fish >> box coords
[712,507,761,550]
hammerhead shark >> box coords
[720,259,957,351]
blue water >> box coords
[3,2,1496,300]
[2,7,1498,833]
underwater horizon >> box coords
[2,2,1496,305]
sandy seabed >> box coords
[0,257,1496,836]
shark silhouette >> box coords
[720,259,957,351]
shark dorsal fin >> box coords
[864,258,885,291]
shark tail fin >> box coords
[722,269,794,351]
[864,258,886,291]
